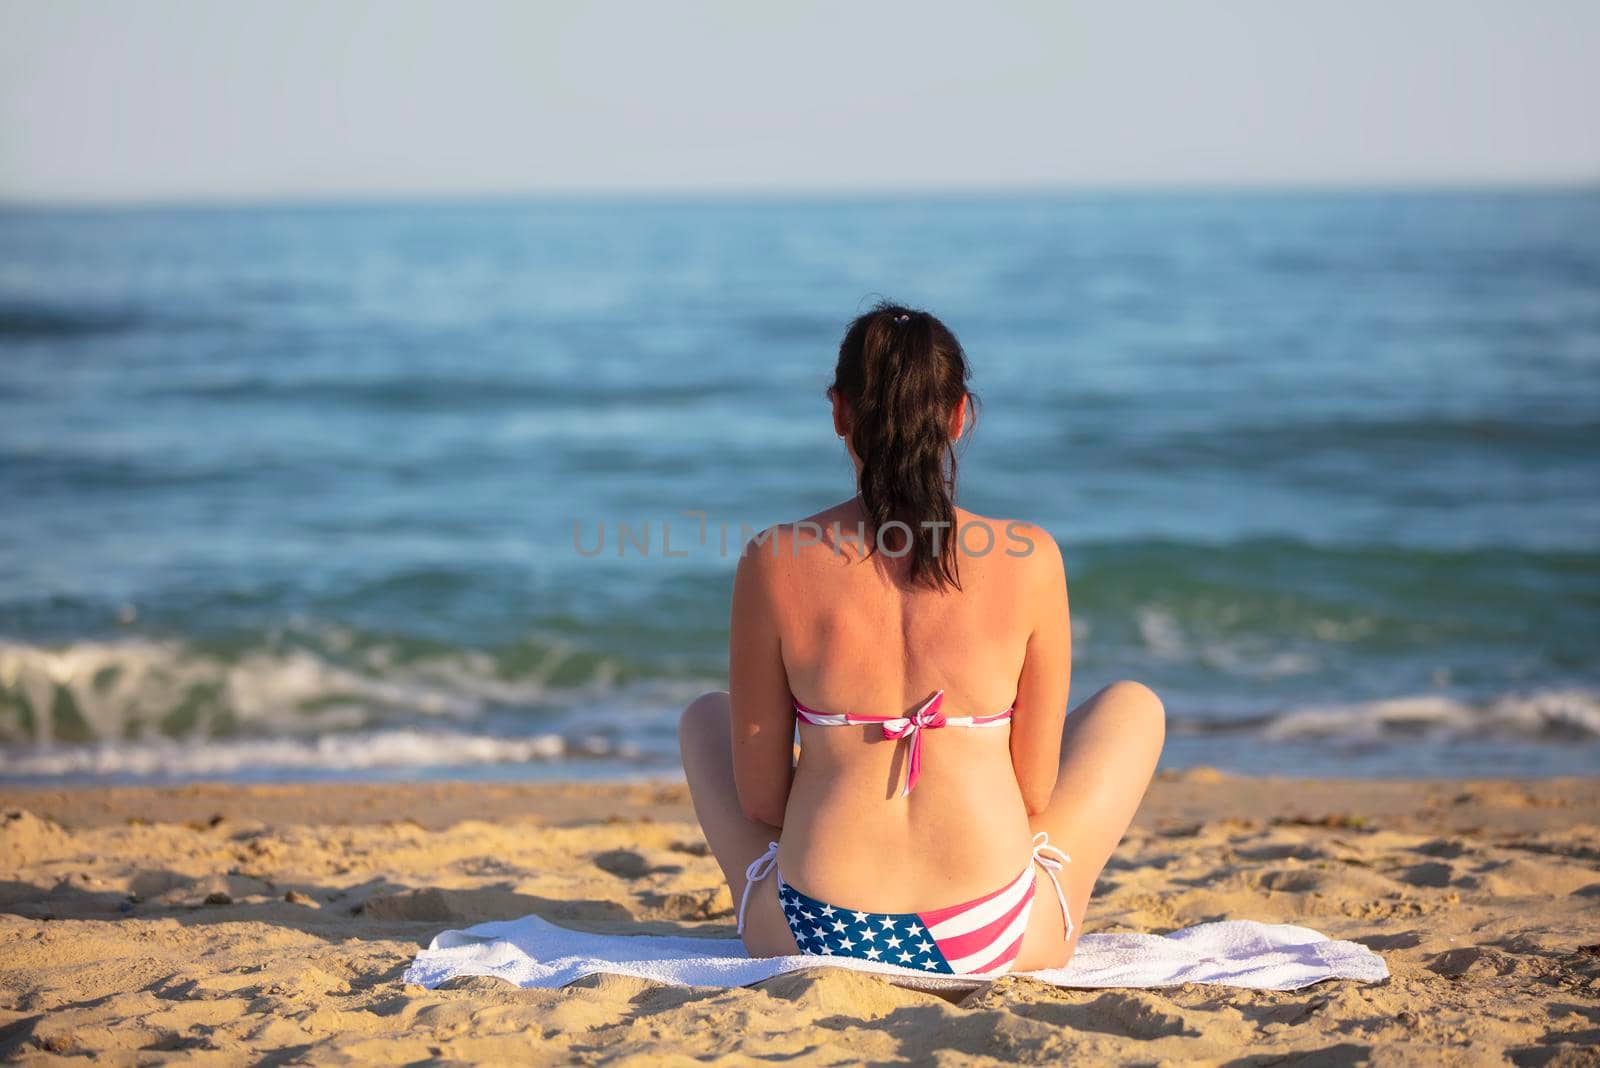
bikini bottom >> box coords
[736,831,1072,977]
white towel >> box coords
[405,913,1388,994]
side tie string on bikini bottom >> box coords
[1030,831,1075,942]
[737,840,780,935]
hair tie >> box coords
[894,313,911,324]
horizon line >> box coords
[3,176,1598,213]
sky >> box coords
[1,0,1597,203]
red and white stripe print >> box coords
[919,863,1038,975]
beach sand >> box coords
[1,773,1596,1065]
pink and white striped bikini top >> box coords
[791,689,1014,797]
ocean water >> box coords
[1,191,1597,783]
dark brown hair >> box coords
[831,300,974,591]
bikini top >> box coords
[791,689,1014,797]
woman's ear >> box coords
[948,394,971,440]
[830,389,850,439]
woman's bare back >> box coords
[753,498,1062,912]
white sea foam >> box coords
[2,634,1596,782]
[0,632,643,745]
[0,727,642,779]
[0,632,707,780]
[1134,605,1322,679]
[1256,689,1600,742]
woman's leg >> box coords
[1015,680,1166,970]
[678,691,800,956]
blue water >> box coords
[1,190,1597,782]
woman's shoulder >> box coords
[949,509,1063,573]
[735,503,858,576]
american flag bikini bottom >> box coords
[734,690,1074,977]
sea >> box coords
[1,190,1597,784]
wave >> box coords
[0,727,651,781]
[1124,604,1325,679]
[140,375,764,412]
[1066,539,1598,649]
[0,629,696,746]
[0,300,145,339]
[1038,415,1600,489]
[1165,414,1600,458]
[1181,688,1600,744]
[6,687,1594,784]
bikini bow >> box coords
[1031,831,1075,942]
[880,690,947,797]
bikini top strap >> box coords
[792,693,1014,725]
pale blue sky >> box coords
[2,0,1597,202]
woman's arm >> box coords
[1009,526,1072,815]
[728,534,797,827]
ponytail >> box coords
[831,301,973,591]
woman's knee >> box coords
[678,690,731,742]
[1101,680,1166,735]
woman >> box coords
[679,301,1165,976]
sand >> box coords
[1,773,1596,1065]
